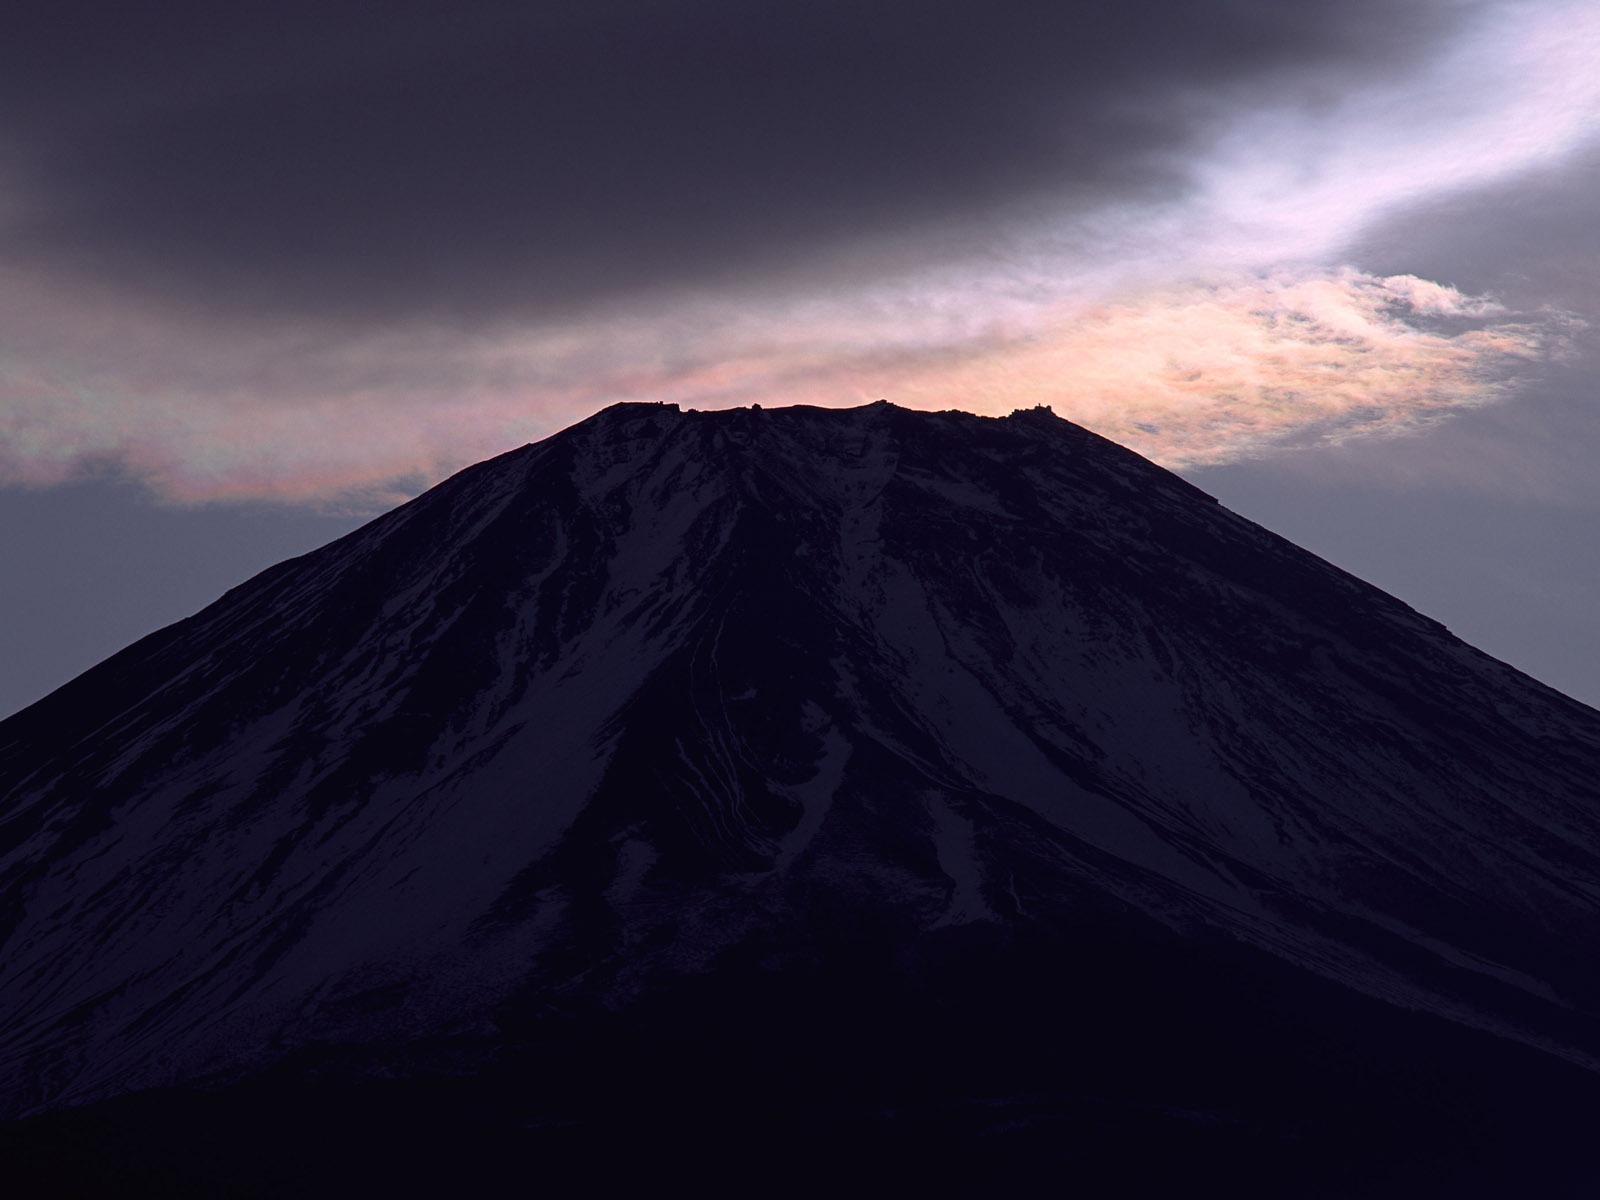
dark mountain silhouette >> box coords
[4,400,1600,1196]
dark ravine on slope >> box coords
[4,401,1600,1195]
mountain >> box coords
[4,400,1600,1195]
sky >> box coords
[2,0,1598,718]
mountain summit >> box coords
[5,401,1600,1193]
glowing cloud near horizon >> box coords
[0,267,1558,503]
[894,272,1557,466]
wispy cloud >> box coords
[895,271,1562,467]
[0,264,1560,503]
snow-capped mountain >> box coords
[4,400,1600,1191]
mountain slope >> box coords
[4,400,1600,1189]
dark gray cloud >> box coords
[1,0,1470,321]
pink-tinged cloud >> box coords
[0,266,1559,505]
[888,272,1559,467]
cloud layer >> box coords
[913,272,1560,467]
[0,0,1461,321]
[0,263,1557,503]
[0,0,1595,504]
